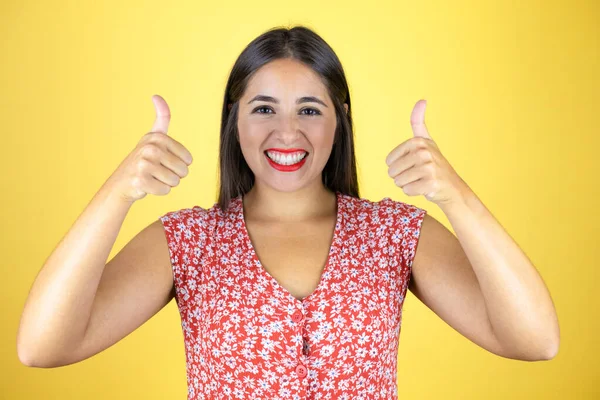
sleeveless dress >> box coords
[160,191,427,399]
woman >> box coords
[17,25,560,399]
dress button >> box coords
[291,310,303,323]
[295,363,308,378]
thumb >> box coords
[151,94,171,134]
[410,99,432,139]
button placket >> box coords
[302,337,310,356]
[291,308,309,379]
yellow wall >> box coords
[3,0,597,398]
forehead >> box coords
[244,58,329,99]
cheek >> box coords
[238,137,260,166]
[238,123,263,169]
[304,120,336,149]
[238,114,273,135]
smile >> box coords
[264,149,309,172]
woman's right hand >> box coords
[108,94,194,204]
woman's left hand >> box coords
[385,99,472,208]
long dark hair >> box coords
[217,25,359,212]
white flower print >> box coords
[160,193,427,399]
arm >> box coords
[387,99,559,361]
[428,189,559,360]
[409,208,559,361]
[16,180,175,368]
[17,94,192,367]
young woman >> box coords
[17,25,559,399]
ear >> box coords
[228,103,233,111]
[343,103,348,114]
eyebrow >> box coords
[247,95,328,108]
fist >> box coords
[386,99,470,207]
[109,95,194,203]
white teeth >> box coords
[266,151,308,166]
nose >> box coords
[273,113,301,143]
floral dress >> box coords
[160,191,427,399]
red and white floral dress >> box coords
[160,191,427,399]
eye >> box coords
[300,108,321,116]
[252,106,274,114]
[251,106,322,116]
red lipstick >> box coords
[264,148,309,172]
[265,148,307,153]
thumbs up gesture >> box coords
[107,95,194,204]
[385,100,471,208]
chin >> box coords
[251,172,321,194]
[247,153,327,193]
[261,178,310,193]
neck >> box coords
[243,180,336,222]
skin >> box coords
[234,58,352,301]
[16,97,189,367]
[14,59,352,367]
[236,58,348,222]
[386,100,560,360]
[17,56,558,370]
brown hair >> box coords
[217,25,359,212]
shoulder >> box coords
[378,196,427,219]
[159,199,234,228]
[160,205,211,227]
[159,200,233,244]
[158,202,234,265]
[340,192,427,228]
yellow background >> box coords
[2,0,598,398]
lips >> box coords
[264,148,309,157]
[265,148,308,153]
[264,148,309,163]
[264,148,309,172]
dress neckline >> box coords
[236,191,343,304]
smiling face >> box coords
[236,58,347,194]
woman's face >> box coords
[236,58,347,193]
